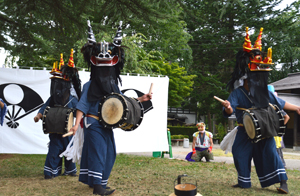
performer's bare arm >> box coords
[222,100,233,115]
[34,113,43,122]
[284,114,290,125]
[69,110,84,135]
[137,93,152,102]
[283,102,300,115]
[0,100,4,109]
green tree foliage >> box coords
[152,60,196,107]
[90,1,193,68]
[179,0,298,131]
[0,0,187,68]
[0,0,90,67]
[0,0,195,108]
[75,31,195,107]
[121,33,161,75]
[268,1,300,82]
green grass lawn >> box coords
[1,153,300,195]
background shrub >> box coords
[167,126,197,141]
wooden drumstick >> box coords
[63,131,73,138]
[149,83,154,94]
[213,96,225,103]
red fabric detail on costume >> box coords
[80,118,84,128]
[192,148,196,154]
[209,146,212,151]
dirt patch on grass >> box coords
[0,154,14,160]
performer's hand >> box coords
[192,148,196,157]
[0,100,4,109]
[67,110,84,136]
[208,146,213,153]
[296,107,300,115]
[222,100,233,115]
[137,93,153,103]
[69,124,79,136]
[34,116,39,122]
[222,100,231,109]
[34,113,42,123]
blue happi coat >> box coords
[0,98,7,126]
[223,87,287,188]
[77,81,118,188]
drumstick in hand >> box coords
[213,96,225,103]
[149,83,154,94]
[63,131,73,138]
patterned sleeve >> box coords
[192,132,197,138]
[209,132,213,138]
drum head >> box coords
[101,97,124,125]
[67,112,74,132]
[243,113,256,139]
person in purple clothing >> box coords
[34,50,81,179]
[191,122,213,162]
[219,27,300,194]
[68,21,152,195]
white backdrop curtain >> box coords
[0,68,169,154]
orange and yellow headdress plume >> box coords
[68,49,75,68]
[243,27,253,52]
[253,27,263,51]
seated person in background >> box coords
[191,122,213,162]
[0,98,7,126]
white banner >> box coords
[0,68,169,154]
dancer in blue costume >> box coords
[0,98,7,126]
[69,21,152,195]
[220,27,300,194]
[34,50,81,179]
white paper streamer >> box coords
[220,126,238,154]
[60,125,84,165]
